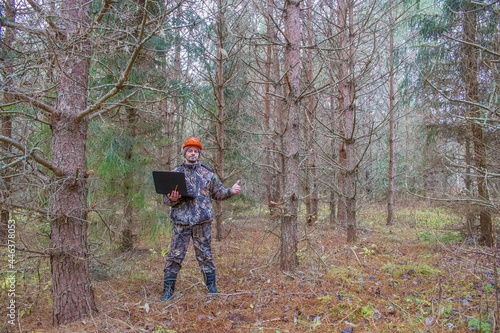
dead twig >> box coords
[349,247,363,267]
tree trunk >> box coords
[337,0,357,242]
[162,97,175,171]
[269,0,283,224]
[265,0,275,218]
[463,5,492,246]
[162,6,181,171]
[49,0,97,325]
[0,0,15,241]
[337,147,347,227]
[329,93,337,226]
[386,1,396,227]
[214,0,226,242]
[119,0,148,251]
[280,0,301,271]
[404,103,409,200]
[304,0,318,227]
[120,106,137,251]
[464,134,475,238]
[327,28,338,227]
[336,0,346,228]
[329,190,337,225]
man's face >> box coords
[185,146,200,164]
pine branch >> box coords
[443,33,500,61]
[0,135,64,176]
[76,0,186,122]
[94,0,114,24]
[3,89,59,117]
[0,18,47,37]
[25,0,61,36]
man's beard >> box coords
[186,155,198,163]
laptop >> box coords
[152,171,194,199]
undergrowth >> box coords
[1,203,499,332]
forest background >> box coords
[0,0,499,332]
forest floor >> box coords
[3,203,500,332]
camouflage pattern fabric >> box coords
[163,161,233,274]
[163,161,233,226]
[163,222,215,274]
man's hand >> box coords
[167,190,181,201]
[231,180,241,195]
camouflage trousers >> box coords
[163,222,216,275]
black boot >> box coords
[161,272,177,301]
[204,271,220,294]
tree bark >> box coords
[387,1,396,227]
[329,90,338,226]
[327,10,338,227]
[404,103,409,200]
[120,106,137,251]
[280,0,301,271]
[166,13,182,171]
[329,190,337,225]
[214,0,226,242]
[337,146,347,227]
[464,133,475,238]
[162,97,175,171]
[337,0,357,242]
[335,0,347,228]
[49,0,97,324]
[265,0,275,218]
[119,0,147,251]
[161,5,182,172]
[263,0,284,224]
[304,0,318,227]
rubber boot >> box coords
[204,271,220,294]
[161,272,177,301]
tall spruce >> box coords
[280,0,301,270]
[415,0,499,245]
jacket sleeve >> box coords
[210,175,233,201]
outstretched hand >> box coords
[231,180,241,195]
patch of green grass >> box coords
[418,231,462,244]
[328,266,363,284]
[153,328,177,333]
[396,207,461,228]
[468,317,493,333]
[360,302,377,319]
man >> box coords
[161,137,241,301]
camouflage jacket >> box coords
[163,161,233,225]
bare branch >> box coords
[3,89,59,116]
[0,202,48,215]
[0,135,63,176]
[0,19,47,36]
[76,1,186,122]
[0,243,48,256]
[422,76,492,112]
[25,0,61,35]
[88,90,139,120]
[443,33,500,60]
[94,0,114,24]
[0,110,52,126]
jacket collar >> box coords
[182,161,200,169]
